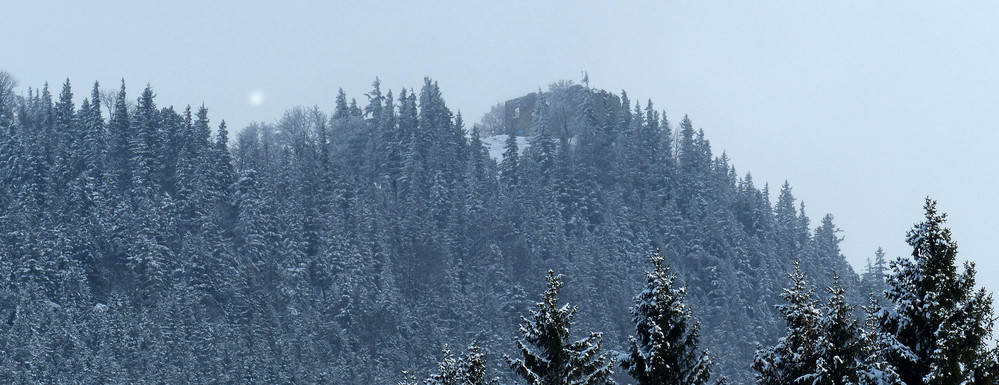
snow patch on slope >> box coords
[482,134,531,162]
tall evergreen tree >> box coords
[333,88,349,120]
[0,71,16,130]
[500,129,519,189]
[106,80,132,194]
[856,295,903,385]
[424,342,499,385]
[754,260,822,385]
[622,249,718,385]
[530,90,556,182]
[809,276,863,385]
[506,270,615,385]
[130,84,161,196]
[83,81,106,181]
[880,198,998,385]
[862,247,891,310]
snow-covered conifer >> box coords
[622,249,718,385]
[809,276,863,385]
[506,270,615,385]
[754,260,822,385]
[880,198,998,385]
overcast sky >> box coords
[4,1,997,294]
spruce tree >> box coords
[461,341,498,385]
[107,80,132,194]
[500,129,519,189]
[862,247,890,308]
[880,198,998,385]
[506,270,615,385]
[754,260,822,385]
[530,90,556,182]
[857,295,903,385]
[622,249,718,385]
[0,71,16,130]
[424,342,498,385]
[810,276,863,385]
[333,88,349,120]
[426,345,462,385]
[83,81,106,181]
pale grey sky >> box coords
[5,1,997,293]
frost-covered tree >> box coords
[622,249,718,385]
[861,247,890,309]
[754,260,822,385]
[506,270,615,385]
[426,345,462,385]
[862,248,888,291]
[0,71,16,129]
[106,80,132,194]
[460,342,498,385]
[879,198,998,385]
[424,342,499,385]
[809,276,863,385]
[856,295,903,385]
[500,128,519,189]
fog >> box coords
[4,1,996,295]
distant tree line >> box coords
[0,71,991,383]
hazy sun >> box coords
[249,90,265,106]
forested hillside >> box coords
[0,74,868,383]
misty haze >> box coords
[0,2,997,384]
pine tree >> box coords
[809,276,863,385]
[130,84,161,196]
[857,295,903,385]
[107,80,132,194]
[461,341,498,385]
[773,182,803,265]
[754,260,822,385]
[349,98,363,117]
[808,214,859,304]
[0,70,16,130]
[53,79,75,172]
[622,249,718,385]
[333,88,349,120]
[500,129,519,189]
[880,198,998,385]
[506,270,615,385]
[862,248,889,292]
[530,90,556,182]
[426,345,462,385]
[365,78,384,123]
[423,342,499,385]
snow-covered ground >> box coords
[481,134,531,162]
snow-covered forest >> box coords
[0,73,994,384]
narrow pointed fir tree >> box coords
[530,90,556,181]
[107,80,132,194]
[500,129,519,189]
[506,270,615,385]
[622,249,720,385]
[424,342,499,385]
[862,247,890,309]
[754,260,822,385]
[83,81,106,181]
[333,88,349,120]
[426,345,462,385]
[856,294,903,385]
[53,79,75,162]
[461,341,499,385]
[809,276,864,385]
[130,84,161,197]
[880,198,998,385]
